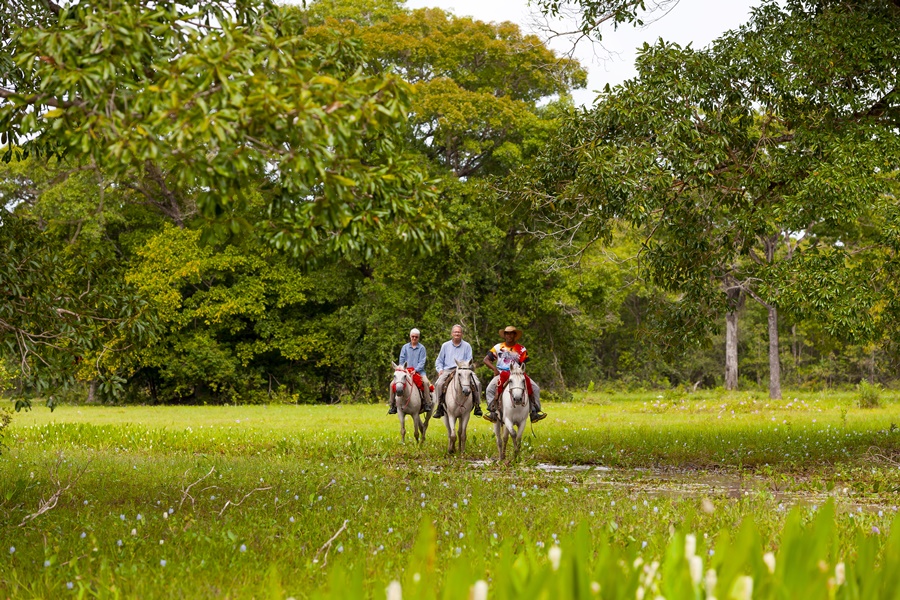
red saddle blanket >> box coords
[496,370,534,399]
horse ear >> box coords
[402,361,408,369]
[392,362,399,370]
[455,359,462,368]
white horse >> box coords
[494,363,529,461]
[442,359,480,454]
[391,362,431,443]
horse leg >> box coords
[446,416,456,454]
[512,424,523,460]
[501,426,510,462]
[413,414,422,443]
[494,421,503,461]
[458,413,469,454]
[399,410,406,443]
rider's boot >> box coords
[421,390,433,414]
[529,394,546,422]
[473,402,483,417]
[432,390,446,418]
[483,398,499,423]
[387,399,398,415]
[433,402,446,418]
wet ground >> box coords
[468,460,898,514]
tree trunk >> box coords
[725,311,738,390]
[768,304,781,400]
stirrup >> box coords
[473,403,483,416]
[530,411,547,423]
[433,404,446,418]
[420,403,433,414]
[483,411,498,423]
[387,406,397,415]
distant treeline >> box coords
[2,0,898,405]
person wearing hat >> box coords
[389,328,433,414]
[483,326,547,423]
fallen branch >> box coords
[19,452,90,527]
[178,466,216,509]
[313,519,349,568]
[218,486,272,517]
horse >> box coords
[494,363,529,461]
[390,362,431,443]
[441,359,480,454]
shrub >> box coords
[857,380,881,409]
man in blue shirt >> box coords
[389,328,433,414]
[432,324,483,418]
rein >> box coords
[450,368,476,394]
[394,369,416,410]
[506,378,528,406]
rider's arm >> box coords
[484,347,499,376]
[435,343,446,375]
[415,347,426,374]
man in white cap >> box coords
[483,326,546,423]
[389,328,433,414]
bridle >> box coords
[393,368,415,409]
[505,372,528,406]
[450,366,478,397]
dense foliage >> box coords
[1,0,899,406]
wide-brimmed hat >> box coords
[498,326,522,341]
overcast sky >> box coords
[403,0,760,106]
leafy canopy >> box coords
[0,0,446,257]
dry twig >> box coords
[178,466,216,509]
[218,486,272,517]
[19,452,90,527]
[313,519,349,568]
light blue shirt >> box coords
[398,343,427,375]
[435,339,473,372]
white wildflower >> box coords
[548,545,562,571]
[386,580,402,600]
[835,562,845,586]
[471,580,488,600]
[763,552,776,574]
[685,534,697,559]
[689,555,703,585]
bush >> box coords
[857,380,881,409]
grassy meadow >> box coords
[3,390,900,598]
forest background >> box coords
[1,0,898,411]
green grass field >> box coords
[3,391,900,598]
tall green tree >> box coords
[1,0,445,256]
[307,0,587,178]
[530,0,900,398]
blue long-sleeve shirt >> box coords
[398,343,427,375]
[434,340,473,373]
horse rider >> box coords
[483,326,547,423]
[389,328,433,414]
[431,324,483,419]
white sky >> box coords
[403,0,760,106]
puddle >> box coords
[534,463,610,473]
[464,460,893,513]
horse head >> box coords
[391,362,409,400]
[454,359,475,397]
[507,363,528,406]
